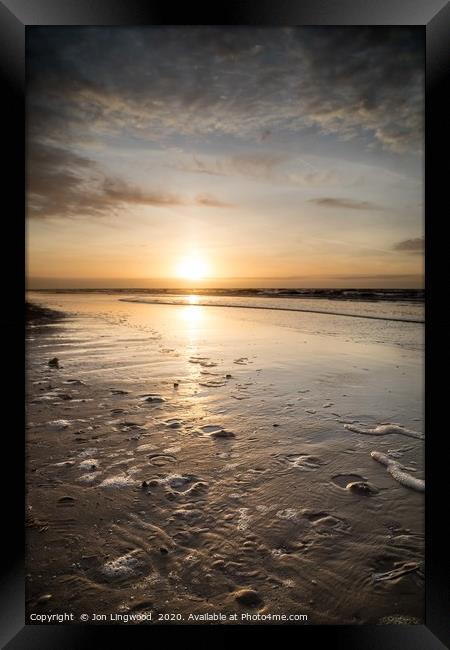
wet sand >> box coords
[26,293,424,625]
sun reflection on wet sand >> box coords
[178,304,203,333]
[178,295,203,333]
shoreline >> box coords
[26,301,66,324]
[119,298,425,324]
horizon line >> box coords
[27,274,423,280]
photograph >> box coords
[25,25,425,626]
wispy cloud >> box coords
[308,197,382,210]
[174,153,341,186]
[195,193,234,208]
[175,152,290,179]
[393,237,424,252]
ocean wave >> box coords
[32,287,424,302]
[119,297,424,324]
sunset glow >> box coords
[26,27,424,289]
[176,256,210,281]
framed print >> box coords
[1,1,449,647]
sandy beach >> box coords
[25,291,424,625]
[27,294,424,624]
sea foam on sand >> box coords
[99,474,136,488]
[102,552,142,578]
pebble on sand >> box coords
[345,481,378,495]
[210,429,235,439]
[233,588,263,608]
[48,357,59,368]
[79,459,98,471]
[37,594,53,604]
[144,395,166,403]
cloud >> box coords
[175,152,290,179]
[308,197,381,210]
[392,237,424,252]
[195,193,234,208]
[27,141,107,219]
[174,152,341,186]
[27,26,423,154]
[27,141,231,220]
[102,179,183,207]
[26,27,422,221]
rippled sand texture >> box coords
[26,293,424,624]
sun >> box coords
[175,255,209,281]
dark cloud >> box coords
[27,141,106,219]
[102,179,183,207]
[293,28,423,152]
[308,197,381,210]
[27,141,230,220]
[393,237,424,252]
[27,26,423,153]
[26,27,423,220]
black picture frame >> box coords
[1,1,449,647]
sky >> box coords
[26,27,424,289]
